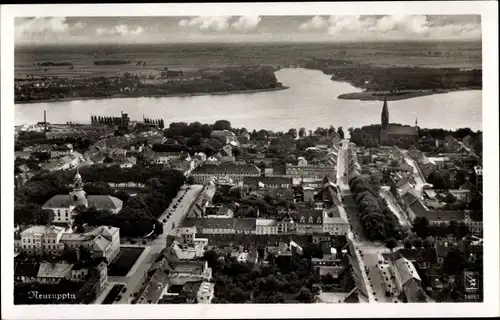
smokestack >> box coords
[44,110,47,139]
[121,111,124,129]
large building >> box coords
[20,225,65,256]
[191,163,260,184]
[42,171,123,224]
[380,97,419,146]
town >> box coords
[14,97,483,305]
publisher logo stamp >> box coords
[464,271,479,293]
[464,271,481,302]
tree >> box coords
[412,216,430,238]
[295,287,314,303]
[286,128,297,139]
[298,127,306,138]
[458,221,470,239]
[213,120,232,131]
[412,237,423,249]
[403,240,413,249]
[337,127,345,139]
[385,238,398,251]
[34,209,54,225]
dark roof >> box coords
[425,210,466,222]
[15,262,40,278]
[192,163,259,175]
[387,124,418,136]
[409,199,429,218]
[243,176,292,186]
[293,208,323,224]
[181,218,256,230]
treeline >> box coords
[304,59,482,91]
[348,175,402,241]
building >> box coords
[243,176,293,191]
[179,218,256,235]
[42,171,123,224]
[211,130,237,144]
[474,165,483,191]
[60,226,121,262]
[20,225,65,256]
[191,163,260,184]
[380,97,419,146]
[382,251,433,302]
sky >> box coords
[14,15,482,45]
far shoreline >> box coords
[337,87,482,101]
[15,86,290,105]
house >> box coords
[204,206,234,218]
[36,262,74,284]
[52,144,74,157]
[311,248,345,277]
[60,226,121,262]
[211,130,237,144]
[20,225,65,256]
[119,156,137,168]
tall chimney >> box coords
[44,110,47,139]
[121,111,124,129]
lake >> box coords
[14,68,482,132]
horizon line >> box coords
[15,38,482,47]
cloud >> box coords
[96,25,145,36]
[16,17,69,36]
[298,16,329,31]
[298,15,481,39]
[232,16,262,32]
[179,16,231,32]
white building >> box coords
[20,225,65,256]
[42,171,123,224]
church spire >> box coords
[415,117,418,127]
[381,96,389,129]
[73,168,83,191]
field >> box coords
[15,41,482,79]
[107,247,145,277]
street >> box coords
[104,184,203,304]
[337,139,402,303]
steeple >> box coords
[381,96,389,129]
[70,168,88,207]
[415,117,418,127]
[380,96,389,146]
[73,168,83,191]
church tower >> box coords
[70,169,88,207]
[380,96,389,145]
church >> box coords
[380,97,419,146]
[42,170,123,225]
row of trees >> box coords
[348,175,403,241]
[143,118,165,129]
[90,116,118,125]
[412,216,471,240]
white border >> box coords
[2,2,499,319]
